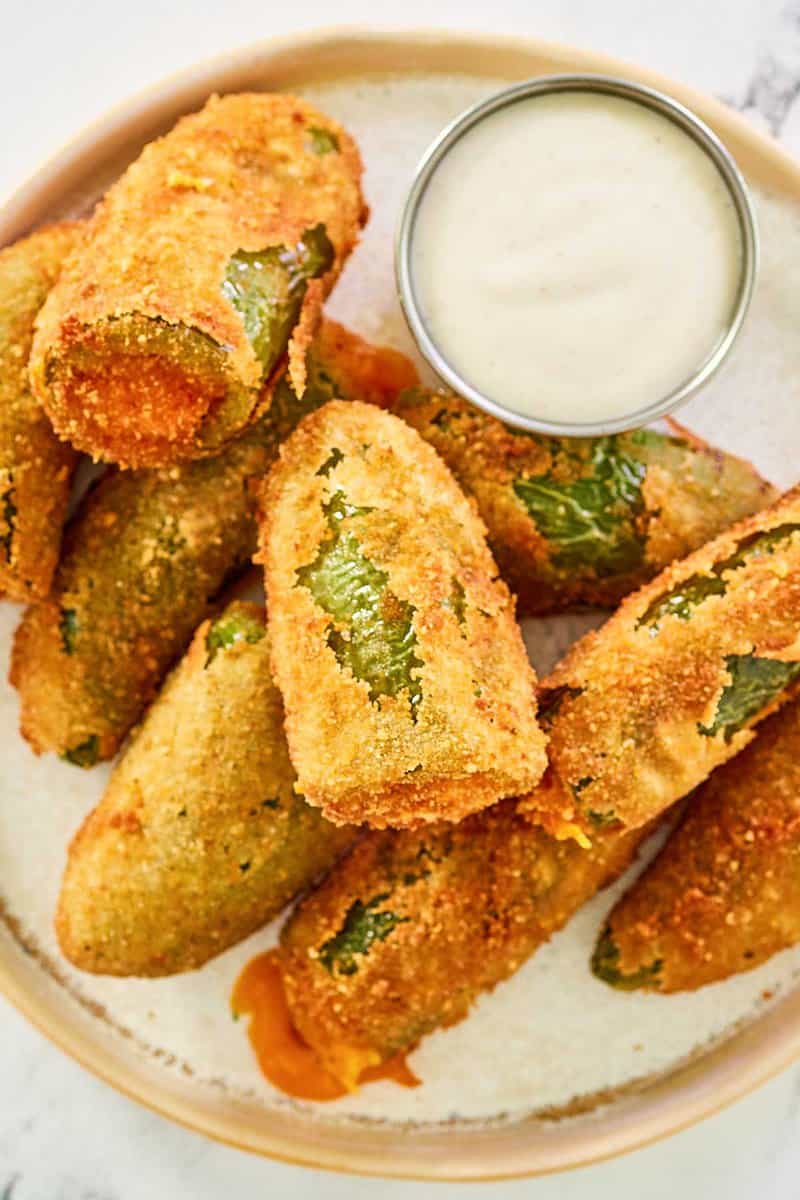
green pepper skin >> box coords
[394,390,776,614]
[222,225,334,377]
[56,603,354,976]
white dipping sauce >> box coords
[410,91,744,425]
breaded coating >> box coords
[395,390,776,615]
[12,322,416,766]
[11,436,259,767]
[521,486,800,840]
[267,319,418,443]
[56,604,354,976]
[593,698,800,992]
[0,223,81,601]
[310,320,418,416]
[279,800,644,1087]
[30,93,366,467]
[259,400,547,828]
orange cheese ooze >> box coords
[232,950,420,1101]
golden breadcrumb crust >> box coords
[0,222,82,600]
[259,400,547,828]
[521,485,800,838]
[279,800,644,1087]
[600,698,800,991]
[312,320,418,411]
[11,437,261,763]
[395,391,776,615]
[56,604,354,976]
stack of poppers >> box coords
[4,89,800,1097]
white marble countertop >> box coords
[2,1,800,1196]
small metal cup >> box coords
[395,73,759,436]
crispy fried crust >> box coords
[595,698,800,992]
[259,400,547,828]
[394,390,776,615]
[279,800,644,1086]
[56,604,354,976]
[313,320,418,411]
[12,322,416,764]
[521,486,800,838]
[11,439,260,764]
[31,93,366,466]
[0,223,81,601]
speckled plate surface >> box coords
[2,28,800,1181]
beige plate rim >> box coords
[3,25,800,1181]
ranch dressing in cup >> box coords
[396,76,757,435]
